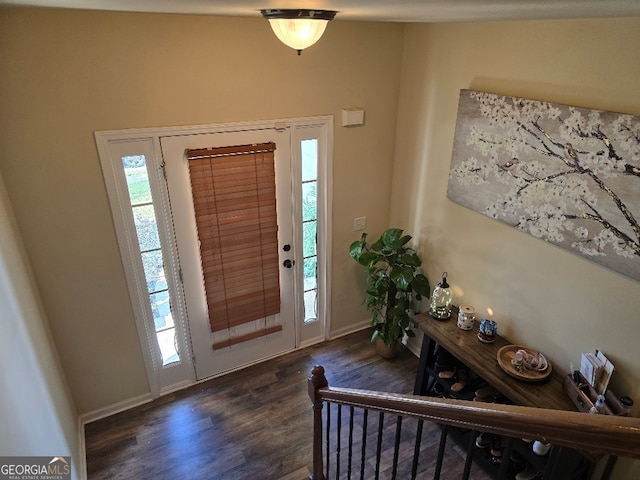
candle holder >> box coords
[429,272,452,320]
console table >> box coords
[412,307,575,410]
[412,307,594,479]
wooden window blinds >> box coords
[186,143,281,349]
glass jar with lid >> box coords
[429,272,452,320]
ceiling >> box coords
[2,0,640,22]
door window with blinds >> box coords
[186,143,282,350]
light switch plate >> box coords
[353,216,366,231]
[341,108,365,127]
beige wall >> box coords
[391,17,640,478]
[0,7,404,414]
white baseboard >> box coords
[79,392,154,425]
[76,418,87,480]
[327,319,371,340]
[159,379,195,397]
[298,336,325,349]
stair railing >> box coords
[308,365,640,480]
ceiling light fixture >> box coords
[261,9,337,55]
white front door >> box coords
[160,127,296,380]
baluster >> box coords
[336,404,342,479]
[499,437,515,479]
[411,419,424,480]
[325,402,331,477]
[462,430,476,480]
[375,411,385,480]
[391,416,403,479]
[360,409,368,480]
[347,405,354,479]
[434,425,449,480]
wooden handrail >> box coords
[308,365,640,462]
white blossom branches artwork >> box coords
[447,89,640,282]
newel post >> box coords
[308,365,328,480]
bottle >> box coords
[429,272,453,320]
[589,395,605,414]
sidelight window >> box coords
[301,139,318,323]
[122,155,179,366]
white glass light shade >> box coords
[267,18,329,52]
[261,9,336,54]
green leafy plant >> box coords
[349,228,430,349]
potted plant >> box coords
[349,228,431,358]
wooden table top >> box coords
[413,309,576,411]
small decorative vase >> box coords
[457,304,476,330]
[375,338,400,359]
[477,318,498,343]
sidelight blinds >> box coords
[186,143,282,350]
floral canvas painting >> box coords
[447,89,640,282]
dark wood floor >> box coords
[84,329,490,479]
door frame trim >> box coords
[96,115,333,398]
[291,122,333,348]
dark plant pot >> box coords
[375,338,400,359]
